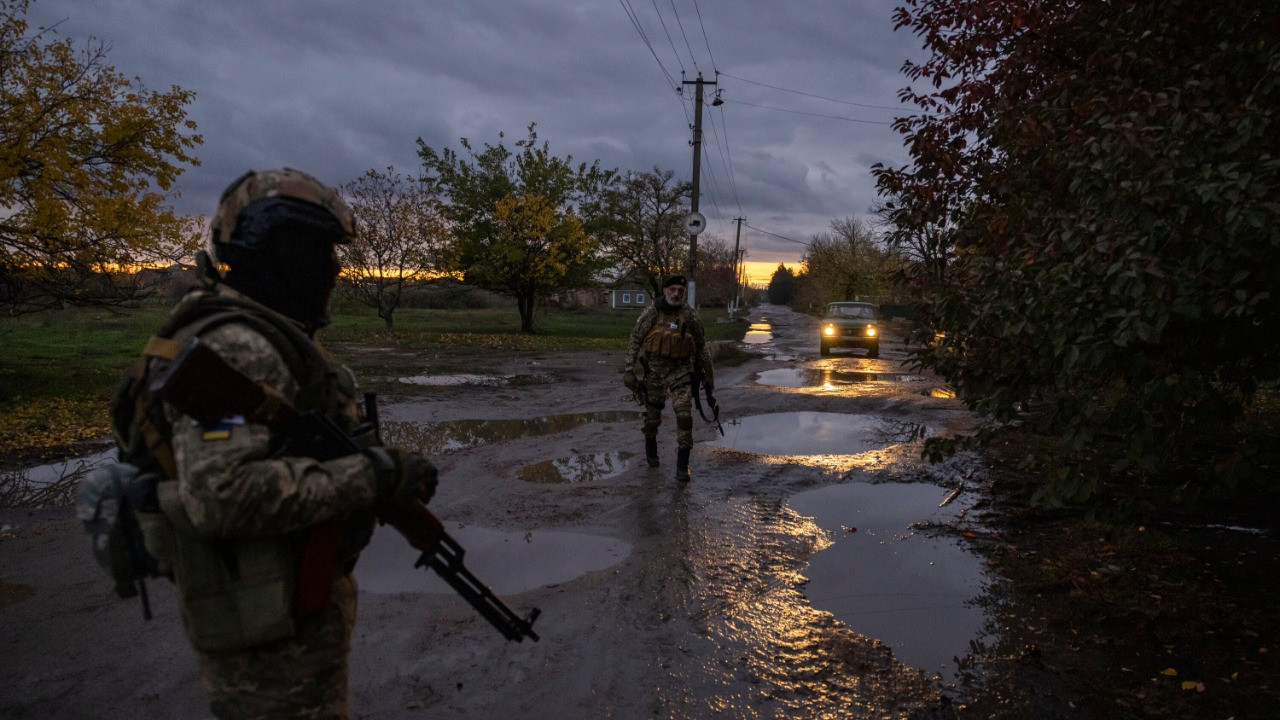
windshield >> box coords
[826,304,875,319]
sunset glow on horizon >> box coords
[740,259,802,288]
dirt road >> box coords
[1,304,984,719]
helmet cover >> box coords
[211,168,355,247]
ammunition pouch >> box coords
[149,480,297,652]
[642,322,695,360]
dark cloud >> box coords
[25,0,925,265]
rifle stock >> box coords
[152,337,540,642]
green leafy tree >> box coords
[1,0,202,313]
[338,167,445,329]
[598,167,691,297]
[417,124,614,332]
[874,0,1280,502]
[766,264,797,305]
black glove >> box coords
[364,447,437,510]
[623,371,638,392]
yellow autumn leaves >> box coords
[0,397,111,455]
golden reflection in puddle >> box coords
[707,443,914,474]
[754,368,928,394]
[924,386,957,399]
[706,413,929,459]
[682,496,940,716]
[382,411,643,455]
[743,322,774,345]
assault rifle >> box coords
[690,368,724,436]
[151,337,540,643]
[631,356,650,407]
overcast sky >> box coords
[26,0,928,283]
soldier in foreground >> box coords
[622,275,714,481]
[116,168,436,719]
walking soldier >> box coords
[622,275,714,481]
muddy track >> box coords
[2,304,985,719]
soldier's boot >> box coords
[645,436,660,468]
[675,447,691,482]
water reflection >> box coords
[356,522,632,596]
[789,482,988,683]
[17,448,114,486]
[703,412,929,456]
[398,373,511,386]
[382,411,642,455]
[680,495,942,715]
[742,322,773,344]
[518,451,634,483]
[755,368,927,389]
[922,386,958,399]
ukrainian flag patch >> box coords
[201,414,245,441]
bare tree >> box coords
[797,217,891,307]
[598,168,691,297]
[338,167,445,329]
[691,235,739,308]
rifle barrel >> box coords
[416,536,541,642]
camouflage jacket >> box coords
[624,302,713,384]
[162,287,378,544]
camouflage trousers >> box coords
[642,360,694,449]
[196,573,358,720]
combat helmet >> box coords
[208,168,354,332]
[211,167,355,251]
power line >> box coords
[690,0,718,71]
[720,71,914,112]
[744,222,811,247]
[699,140,729,232]
[649,0,686,75]
[723,99,895,125]
[667,0,700,73]
[617,0,679,90]
[703,100,742,216]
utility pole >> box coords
[731,217,744,316]
[682,72,715,308]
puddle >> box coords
[13,448,114,486]
[355,522,632,595]
[789,482,988,682]
[518,451,634,483]
[398,373,513,386]
[742,322,773,344]
[382,411,642,455]
[755,368,927,389]
[922,386,957,399]
[703,412,929,455]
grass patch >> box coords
[0,303,746,458]
[0,306,168,404]
[322,306,745,350]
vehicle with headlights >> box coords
[819,301,880,357]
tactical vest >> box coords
[112,285,365,652]
[642,313,697,361]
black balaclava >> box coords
[217,197,345,334]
